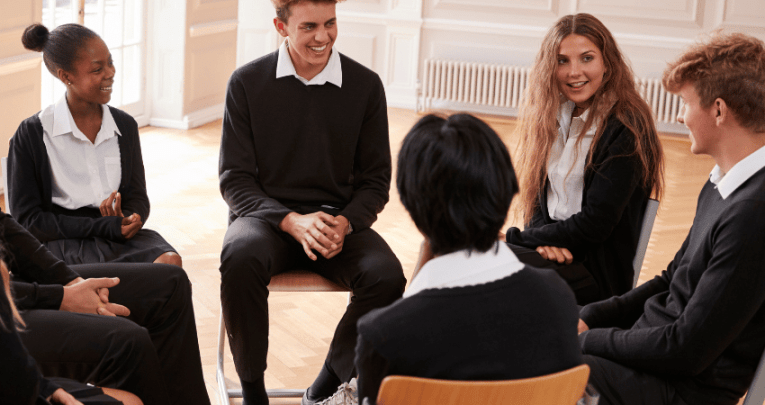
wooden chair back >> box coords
[376,364,590,405]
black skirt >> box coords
[42,377,123,404]
[44,228,176,265]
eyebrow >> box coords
[300,17,336,27]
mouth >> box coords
[100,86,112,92]
[309,45,327,53]
[567,81,588,89]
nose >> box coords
[568,61,581,77]
[315,26,329,42]
[677,104,685,124]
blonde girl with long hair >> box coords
[505,13,664,304]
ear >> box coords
[714,98,728,127]
[56,68,71,86]
[273,18,288,38]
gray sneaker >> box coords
[315,378,358,405]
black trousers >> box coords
[19,263,210,405]
[584,355,688,405]
[507,243,602,305]
[220,217,406,385]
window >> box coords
[41,0,145,117]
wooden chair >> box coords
[632,198,660,287]
[375,364,590,405]
[2,156,9,213]
[216,269,352,404]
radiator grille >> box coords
[418,59,686,133]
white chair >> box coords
[217,269,352,404]
[2,156,9,214]
[632,198,659,287]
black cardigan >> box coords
[219,50,391,230]
[507,114,648,298]
[8,107,150,243]
[355,267,583,404]
[580,166,765,405]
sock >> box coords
[241,376,268,405]
[307,362,342,400]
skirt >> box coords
[44,228,177,265]
[42,377,123,404]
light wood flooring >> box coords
[39,108,723,404]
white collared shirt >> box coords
[403,242,525,299]
[709,144,765,199]
[547,100,597,221]
[39,95,122,210]
[275,39,342,87]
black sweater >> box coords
[579,166,765,405]
[507,115,648,298]
[219,51,390,230]
[8,107,150,243]
[355,267,583,404]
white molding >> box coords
[189,19,238,37]
[422,17,549,36]
[0,53,41,76]
[149,102,224,129]
[337,10,423,26]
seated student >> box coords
[354,114,583,404]
[0,255,141,405]
[579,32,765,405]
[9,23,180,267]
[1,209,210,405]
[505,13,664,304]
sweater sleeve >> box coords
[579,199,765,376]
[338,75,391,231]
[219,70,294,228]
[1,211,78,309]
[355,331,391,405]
[8,117,123,242]
[507,120,642,254]
[114,109,150,223]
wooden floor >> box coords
[82,108,719,403]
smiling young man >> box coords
[577,32,765,405]
[218,1,406,404]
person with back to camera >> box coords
[502,13,665,304]
[9,23,181,267]
[218,0,407,404]
[354,114,583,405]
[579,32,765,405]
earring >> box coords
[67,82,72,86]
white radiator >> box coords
[418,59,688,134]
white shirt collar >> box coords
[403,242,525,298]
[709,144,765,199]
[51,95,121,146]
[275,39,342,87]
[557,100,592,139]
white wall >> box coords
[232,0,765,111]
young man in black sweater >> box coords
[578,33,765,405]
[218,1,406,404]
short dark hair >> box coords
[22,23,100,77]
[271,0,344,23]
[397,114,518,256]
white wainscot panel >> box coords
[432,0,555,12]
[387,33,417,88]
[720,0,765,28]
[238,29,278,67]
[423,29,543,67]
[188,44,235,105]
[336,33,377,71]
[156,50,183,104]
[579,0,702,27]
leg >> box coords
[21,310,170,405]
[153,251,183,267]
[583,355,687,405]
[220,217,303,404]
[307,228,406,399]
[73,263,210,405]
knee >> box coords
[154,252,182,267]
[357,255,406,298]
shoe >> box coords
[302,387,322,405]
[315,378,358,405]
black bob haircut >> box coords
[397,113,518,256]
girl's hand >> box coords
[49,388,84,405]
[536,245,574,264]
[100,191,124,217]
[121,213,143,239]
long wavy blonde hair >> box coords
[515,13,664,222]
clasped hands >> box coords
[60,277,130,317]
[280,212,349,261]
[100,191,142,239]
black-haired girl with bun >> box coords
[9,23,181,267]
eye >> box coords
[583,55,593,62]
[92,67,102,73]
[557,58,567,65]
[326,21,335,27]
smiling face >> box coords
[274,1,337,81]
[556,34,606,110]
[61,36,115,106]
[677,83,719,156]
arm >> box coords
[114,110,150,222]
[580,200,765,375]
[218,71,293,228]
[507,120,642,253]
[338,75,391,231]
[8,118,122,242]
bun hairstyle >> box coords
[21,23,99,77]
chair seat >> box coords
[268,269,348,292]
